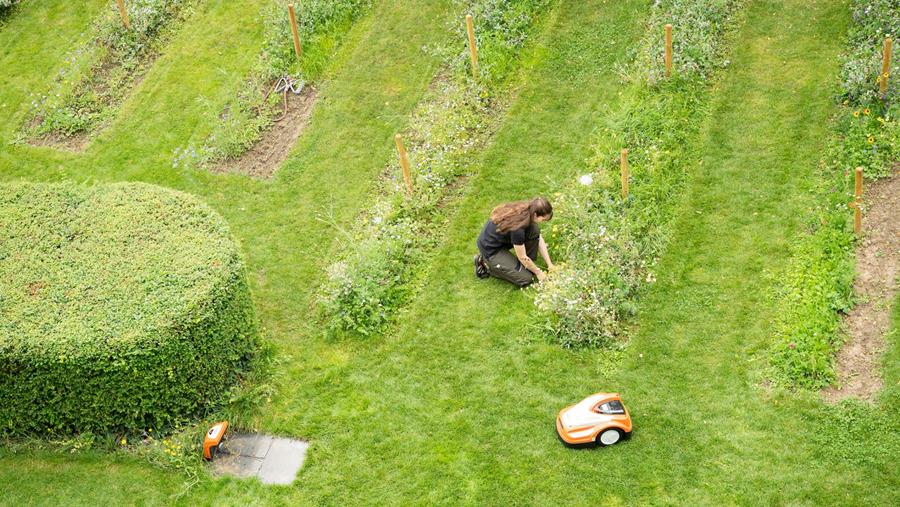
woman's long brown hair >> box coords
[490,197,553,233]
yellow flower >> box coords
[842,100,849,106]
[853,111,860,118]
[120,437,127,446]
[867,136,875,144]
[864,108,870,115]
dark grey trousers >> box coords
[485,225,541,287]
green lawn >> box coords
[1,0,898,505]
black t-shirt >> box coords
[476,219,527,258]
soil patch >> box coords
[823,167,900,403]
[213,87,318,179]
[28,131,91,152]
[25,52,155,153]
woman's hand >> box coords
[546,262,556,272]
[536,270,547,282]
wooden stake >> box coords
[854,166,863,235]
[115,0,130,30]
[395,134,413,194]
[665,24,673,78]
[288,3,302,59]
[620,148,629,199]
[881,37,893,96]
[466,14,479,77]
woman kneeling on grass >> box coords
[474,197,555,287]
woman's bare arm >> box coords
[513,244,546,282]
[538,235,554,271]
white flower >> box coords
[372,216,383,225]
[578,174,593,186]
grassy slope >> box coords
[1,0,898,506]
[298,0,898,504]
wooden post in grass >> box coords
[395,134,413,194]
[881,37,893,96]
[466,14,479,78]
[288,3,302,60]
[854,166,863,235]
[665,24,673,78]
[115,0,130,30]
[620,148,629,199]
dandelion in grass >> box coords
[853,110,860,118]
[579,174,593,186]
[864,108,870,115]
[867,135,875,144]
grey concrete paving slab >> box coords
[225,433,273,459]
[258,437,309,485]
[208,431,308,485]
[212,454,264,479]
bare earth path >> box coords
[824,168,900,402]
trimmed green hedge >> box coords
[0,182,259,435]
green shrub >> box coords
[0,182,259,435]
[318,0,549,337]
[768,0,900,389]
[534,0,743,348]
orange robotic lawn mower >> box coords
[556,393,632,447]
[203,421,229,460]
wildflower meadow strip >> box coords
[174,0,370,167]
[318,0,551,337]
[18,0,197,143]
[534,0,744,348]
[768,0,900,389]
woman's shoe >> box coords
[473,254,489,279]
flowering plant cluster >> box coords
[535,0,743,348]
[319,0,549,337]
[768,0,900,389]
[839,0,899,104]
[20,0,195,142]
[186,0,370,166]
